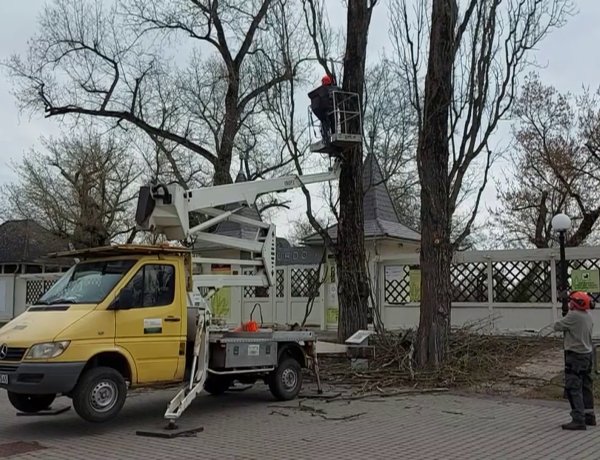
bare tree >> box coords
[266,0,389,340]
[6,0,309,186]
[494,73,600,248]
[1,128,139,247]
[391,0,574,367]
[292,0,380,341]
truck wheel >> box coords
[72,367,127,423]
[268,358,303,401]
[8,392,55,413]
[204,375,232,396]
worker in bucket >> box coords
[308,74,340,144]
[553,291,595,430]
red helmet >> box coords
[569,291,592,311]
[321,74,332,85]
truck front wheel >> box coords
[8,392,55,413]
[268,358,303,401]
[72,367,127,423]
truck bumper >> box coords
[0,362,85,395]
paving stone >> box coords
[0,386,598,459]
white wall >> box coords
[0,275,15,322]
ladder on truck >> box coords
[135,162,342,426]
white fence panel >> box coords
[241,267,276,325]
[378,247,600,337]
[288,265,325,328]
[0,276,14,322]
[14,274,63,318]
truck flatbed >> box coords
[208,330,317,343]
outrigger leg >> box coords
[137,299,211,438]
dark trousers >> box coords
[317,114,336,145]
[564,351,594,422]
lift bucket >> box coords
[309,90,362,154]
[135,186,155,229]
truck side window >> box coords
[119,264,175,308]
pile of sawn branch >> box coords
[316,319,559,393]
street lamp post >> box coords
[552,213,572,317]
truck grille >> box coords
[0,347,27,362]
[0,364,18,373]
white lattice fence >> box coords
[13,274,63,317]
[379,247,600,337]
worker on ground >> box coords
[553,291,595,430]
[308,74,340,144]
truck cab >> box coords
[0,245,317,423]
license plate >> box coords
[0,374,8,385]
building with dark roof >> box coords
[302,153,421,250]
[0,219,72,274]
[0,220,73,322]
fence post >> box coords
[486,257,494,332]
[376,261,383,328]
[550,257,558,324]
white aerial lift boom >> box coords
[134,161,341,427]
[133,78,363,429]
[136,163,340,287]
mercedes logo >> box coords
[0,344,7,360]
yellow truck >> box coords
[0,164,339,425]
[0,245,320,424]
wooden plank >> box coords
[47,244,191,259]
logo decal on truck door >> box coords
[144,318,163,334]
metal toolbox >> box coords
[210,339,278,368]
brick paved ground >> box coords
[0,385,599,460]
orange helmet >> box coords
[321,74,332,85]
[569,291,592,311]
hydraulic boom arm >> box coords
[135,161,340,289]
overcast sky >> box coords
[0,1,598,239]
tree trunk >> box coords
[213,151,234,185]
[415,0,457,367]
[336,144,369,341]
[213,80,240,185]
[336,0,373,342]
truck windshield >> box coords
[38,259,136,305]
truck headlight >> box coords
[25,341,70,360]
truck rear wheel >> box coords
[72,367,127,423]
[7,392,55,413]
[268,358,302,401]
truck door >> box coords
[115,262,183,383]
